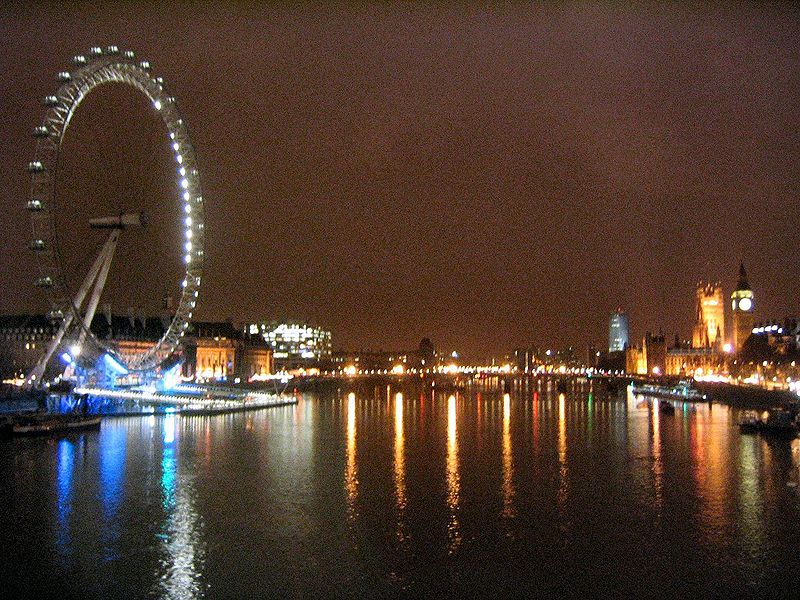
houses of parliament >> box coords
[691,263,755,354]
[625,264,758,376]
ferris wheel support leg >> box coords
[25,231,120,388]
[25,313,75,388]
[77,230,119,348]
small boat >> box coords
[632,380,705,402]
[738,409,798,436]
[659,401,675,414]
[0,413,101,437]
[738,411,761,433]
[761,408,797,435]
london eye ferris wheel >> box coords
[25,46,204,385]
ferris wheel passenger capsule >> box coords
[33,126,50,138]
[123,50,135,59]
[27,161,45,173]
[28,239,46,251]
[89,47,103,56]
[34,276,53,288]
[73,55,87,65]
[106,45,119,54]
[57,71,71,82]
[26,200,43,211]
[43,95,59,107]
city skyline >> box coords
[1,4,798,358]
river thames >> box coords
[2,378,799,598]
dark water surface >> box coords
[2,378,799,598]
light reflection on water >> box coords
[393,392,408,544]
[56,437,75,561]
[737,432,765,584]
[157,413,204,599]
[557,392,568,520]
[651,401,664,516]
[5,379,800,597]
[446,394,461,553]
[345,392,358,523]
[99,422,126,560]
[501,393,515,520]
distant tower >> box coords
[692,282,725,349]
[609,310,629,352]
[731,263,755,352]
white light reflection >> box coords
[345,392,358,522]
[651,402,664,515]
[737,431,765,573]
[394,393,408,543]
[158,413,205,599]
[502,393,515,519]
[446,394,461,553]
[558,393,569,513]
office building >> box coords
[609,310,629,352]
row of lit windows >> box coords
[1,333,54,341]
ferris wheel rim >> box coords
[27,46,204,372]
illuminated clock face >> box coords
[739,297,752,312]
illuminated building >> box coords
[608,310,629,352]
[184,321,272,382]
[750,318,800,354]
[735,318,800,390]
[513,346,543,373]
[188,326,236,381]
[0,313,272,384]
[625,342,647,375]
[624,333,664,375]
[330,350,410,372]
[248,321,331,369]
[0,315,56,380]
[731,263,755,353]
[692,282,725,349]
[646,332,666,375]
[240,345,273,380]
[666,345,723,377]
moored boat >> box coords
[659,401,675,414]
[632,380,706,402]
[761,408,797,434]
[0,413,101,436]
[738,411,761,433]
[738,408,798,436]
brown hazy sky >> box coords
[1,2,798,359]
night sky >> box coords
[1,3,798,359]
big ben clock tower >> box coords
[731,263,755,352]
